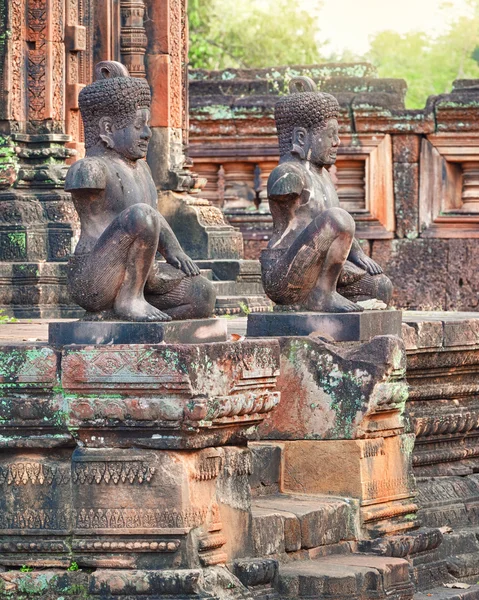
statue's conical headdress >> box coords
[79,61,151,149]
[275,76,340,156]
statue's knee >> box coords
[325,207,355,235]
[124,203,160,235]
[192,276,216,317]
[377,274,393,305]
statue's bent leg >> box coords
[262,207,362,312]
[339,271,393,306]
[68,203,171,321]
[145,263,216,319]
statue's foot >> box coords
[302,291,363,313]
[114,297,172,322]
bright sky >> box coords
[305,0,474,55]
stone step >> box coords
[414,585,479,599]
[277,554,414,599]
[251,493,359,556]
[199,268,214,280]
[215,295,272,316]
[212,280,240,295]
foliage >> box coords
[188,0,324,69]
[189,0,479,110]
[0,309,17,323]
[366,0,479,108]
[20,565,33,572]
[67,561,79,571]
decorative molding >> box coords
[0,463,70,485]
[0,509,69,530]
[74,507,208,530]
[72,460,156,484]
[72,538,180,552]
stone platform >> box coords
[48,317,227,345]
[0,313,479,598]
[247,309,402,341]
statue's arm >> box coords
[157,217,201,277]
[65,158,107,192]
[348,238,383,275]
[267,165,304,202]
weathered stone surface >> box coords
[446,240,479,312]
[247,310,402,341]
[402,319,444,350]
[372,239,449,310]
[232,557,278,588]
[392,135,421,163]
[48,318,227,345]
[0,339,280,451]
[277,554,414,599]
[394,163,419,239]
[281,437,417,537]
[249,442,283,497]
[158,191,244,260]
[259,334,408,440]
[0,566,253,599]
[252,494,358,551]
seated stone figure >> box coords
[261,77,392,313]
[65,61,215,322]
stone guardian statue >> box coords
[261,76,393,313]
[65,61,215,322]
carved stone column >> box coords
[0,0,83,317]
[144,0,247,266]
[120,0,147,78]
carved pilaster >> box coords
[7,0,26,127]
[65,0,87,157]
[25,0,65,132]
[120,0,147,78]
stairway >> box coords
[248,492,415,599]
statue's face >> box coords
[107,108,152,160]
[309,118,340,166]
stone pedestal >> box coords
[247,309,402,341]
[0,339,280,588]
[255,334,418,538]
[48,318,227,345]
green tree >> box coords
[188,0,325,69]
[367,0,479,108]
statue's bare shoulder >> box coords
[267,162,306,201]
[65,157,107,192]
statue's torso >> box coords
[267,160,340,249]
[66,154,158,254]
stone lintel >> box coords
[48,318,227,346]
[246,310,402,341]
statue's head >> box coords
[79,61,152,160]
[275,76,340,166]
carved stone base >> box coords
[48,318,227,345]
[0,566,259,599]
[247,309,402,341]
[158,191,244,260]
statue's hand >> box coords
[350,252,383,275]
[166,251,201,277]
